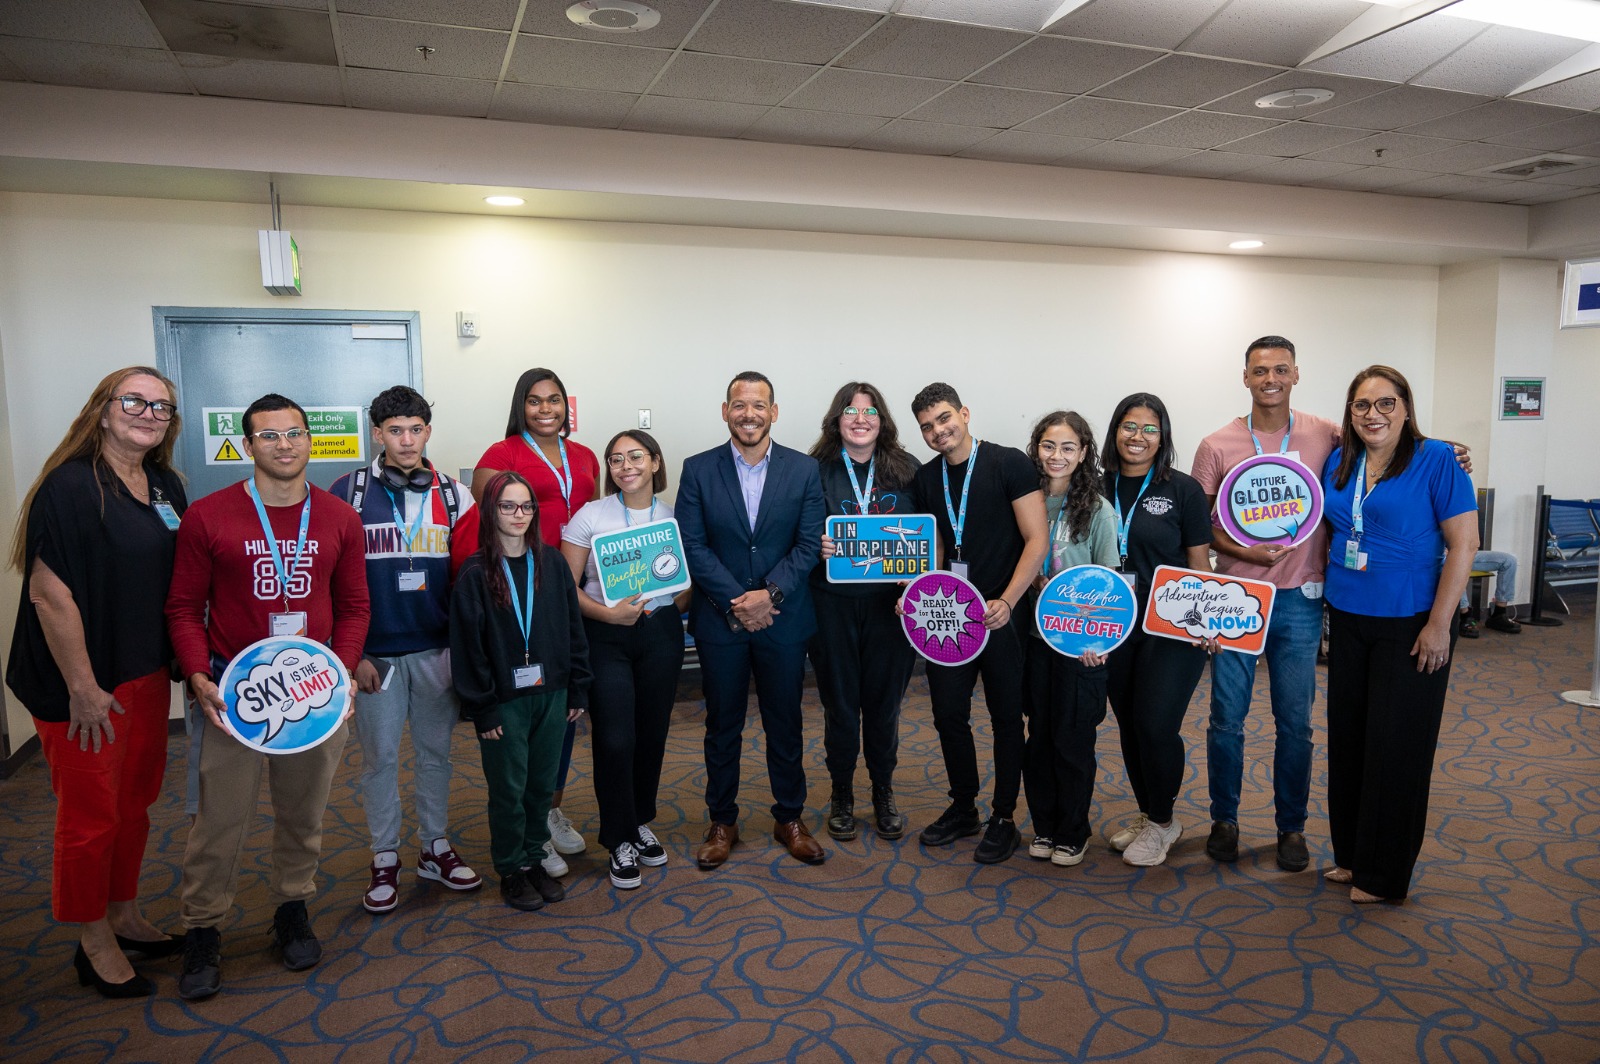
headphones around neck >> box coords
[378,457,435,493]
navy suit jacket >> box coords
[676,440,825,646]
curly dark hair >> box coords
[1027,410,1102,544]
[807,381,918,490]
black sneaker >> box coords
[528,863,566,903]
[1485,607,1521,634]
[826,784,857,841]
[500,871,543,911]
[270,900,322,972]
[973,816,1019,864]
[1206,821,1240,862]
[635,824,668,867]
[1459,610,1480,638]
[871,783,908,840]
[609,842,642,889]
[1276,831,1310,872]
[178,926,222,1000]
[919,803,981,846]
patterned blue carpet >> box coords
[3,592,1597,1062]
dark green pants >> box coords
[476,689,568,876]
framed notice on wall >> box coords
[1561,257,1600,328]
[1500,378,1545,420]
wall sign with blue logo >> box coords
[1561,257,1600,329]
[1034,564,1139,658]
[218,635,352,754]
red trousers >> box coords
[36,669,171,923]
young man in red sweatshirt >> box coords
[165,394,369,1000]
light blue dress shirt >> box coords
[731,440,771,531]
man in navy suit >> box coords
[677,371,827,869]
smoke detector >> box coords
[566,1,660,32]
[1254,88,1335,110]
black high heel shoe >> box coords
[114,932,185,958]
[74,944,155,998]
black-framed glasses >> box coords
[1119,422,1161,438]
[250,428,309,443]
[606,449,650,468]
[1349,397,1398,415]
[112,395,175,421]
[497,500,536,515]
[843,406,879,419]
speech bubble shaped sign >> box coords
[1140,565,1277,655]
[219,635,351,754]
[900,570,988,666]
[1215,454,1324,548]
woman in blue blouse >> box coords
[1321,365,1477,904]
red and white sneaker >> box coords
[417,840,482,892]
[364,853,401,913]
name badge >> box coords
[949,560,970,580]
[270,611,308,636]
[1285,450,1302,464]
[513,663,545,689]
[397,570,427,592]
[1343,539,1368,571]
[153,502,182,530]
[1118,571,1137,590]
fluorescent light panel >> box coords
[1444,0,1600,42]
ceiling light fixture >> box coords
[566,1,661,32]
[484,195,525,207]
[1229,240,1265,250]
[1443,0,1600,42]
[1255,87,1336,110]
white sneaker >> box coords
[1122,819,1182,867]
[1105,812,1149,853]
[1051,842,1087,867]
[547,807,586,855]
[1027,836,1055,860]
[539,840,569,878]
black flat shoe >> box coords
[74,944,155,999]
[115,932,185,959]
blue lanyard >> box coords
[622,494,656,526]
[1352,451,1380,539]
[1112,468,1154,566]
[500,554,536,665]
[522,432,573,517]
[386,476,432,557]
[246,480,310,608]
[842,448,875,513]
[1042,495,1069,577]
[1247,410,1294,456]
[941,440,978,557]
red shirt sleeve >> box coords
[166,500,217,680]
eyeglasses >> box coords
[384,425,427,438]
[112,395,175,421]
[525,394,567,408]
[250,428,309,443]
[497,500,536,515]
[1349,397,1399,415]
[1119,422,1161,438]
[1037,441,1079,456]
[606,449,650,468]
[843,406,879,419]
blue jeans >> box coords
[1206,586,1323,834]
[1460,549,1517,609]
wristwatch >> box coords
[765,582,785,606]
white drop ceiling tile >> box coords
[176,52,344,105]
[1090,54,1279,108]
[345,67,495,117]
[1300,166,1431,191]
[1229,157,1362,185]
[1179,0,1369,67]
[1205,69,1389,119]
[1218,120,1372,158]
[1402,141,1546,176]
[1142,150,1268,178]
[784,67,952,116]
[1411,25,1589,98]
[1513,70,1600,112]
[954,129,1098,164]
[507,35,669,93]
[1441,182,1543,204]
[1121,109,1280,149]
[338,16,509,80]
[1018,95,1179,139]
[684,0,883,64]
[1045,0,1228,50]
[791,0,895,11]
[1061,140,1196,171]
[336,0,522,31]
[489,82,637,128]
[1565,141,1600,158]
[1379,173,1517,197]
[1305,85,1489,131]
[836,14,1027,80]
[1487,113,1600,151]
[969,36,1156,95]
[622,95,768,137]
[897,0,1064,33]
[1398,100,1579,141]
[651,53,820,106]
[853,118,996,155]
[0,0,164,48]
[1304,132,1460,166]
[0,48,21,79]
[0,37,191,93]
[904,84,1071,128]
[515,0,713,48]
[1302,12,1483,83]
[741,106,889,146]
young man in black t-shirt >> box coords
[909,383,1049,863]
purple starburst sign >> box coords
[900,570,989,666]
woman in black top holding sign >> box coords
[808,382,920,842]
[7,366,188,997]
[1099,393,1214,869]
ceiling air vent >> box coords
[1475,153,1591,179]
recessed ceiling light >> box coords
[1445,0,1600,43]
[1229,240,1265,250]
[484,195,524,207]
[1255,88,1335,110]
[566,1,661,32]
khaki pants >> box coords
[180,720,349,929]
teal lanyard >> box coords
[1042,496,1068,577]
[842,448,875,513]
[246,480,310,609]
[622,495,656,526]
[941,440,979,559]
[1352,452,1378,540]
[1112,468,1154,568]
[1247,410,1294,456]
[500,555,536,665]
[522,432,573,518]
[386,478,431,559]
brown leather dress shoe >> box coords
[773,820,827,865]
[696,822,739,870]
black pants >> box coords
[1022,637,1108,848]
[925,620,1025,818]
[1106,630,1207,825]
[698,631,809,825]
[808,588,914,791]
[1326,606,1455,900]
[586,606,684,852]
